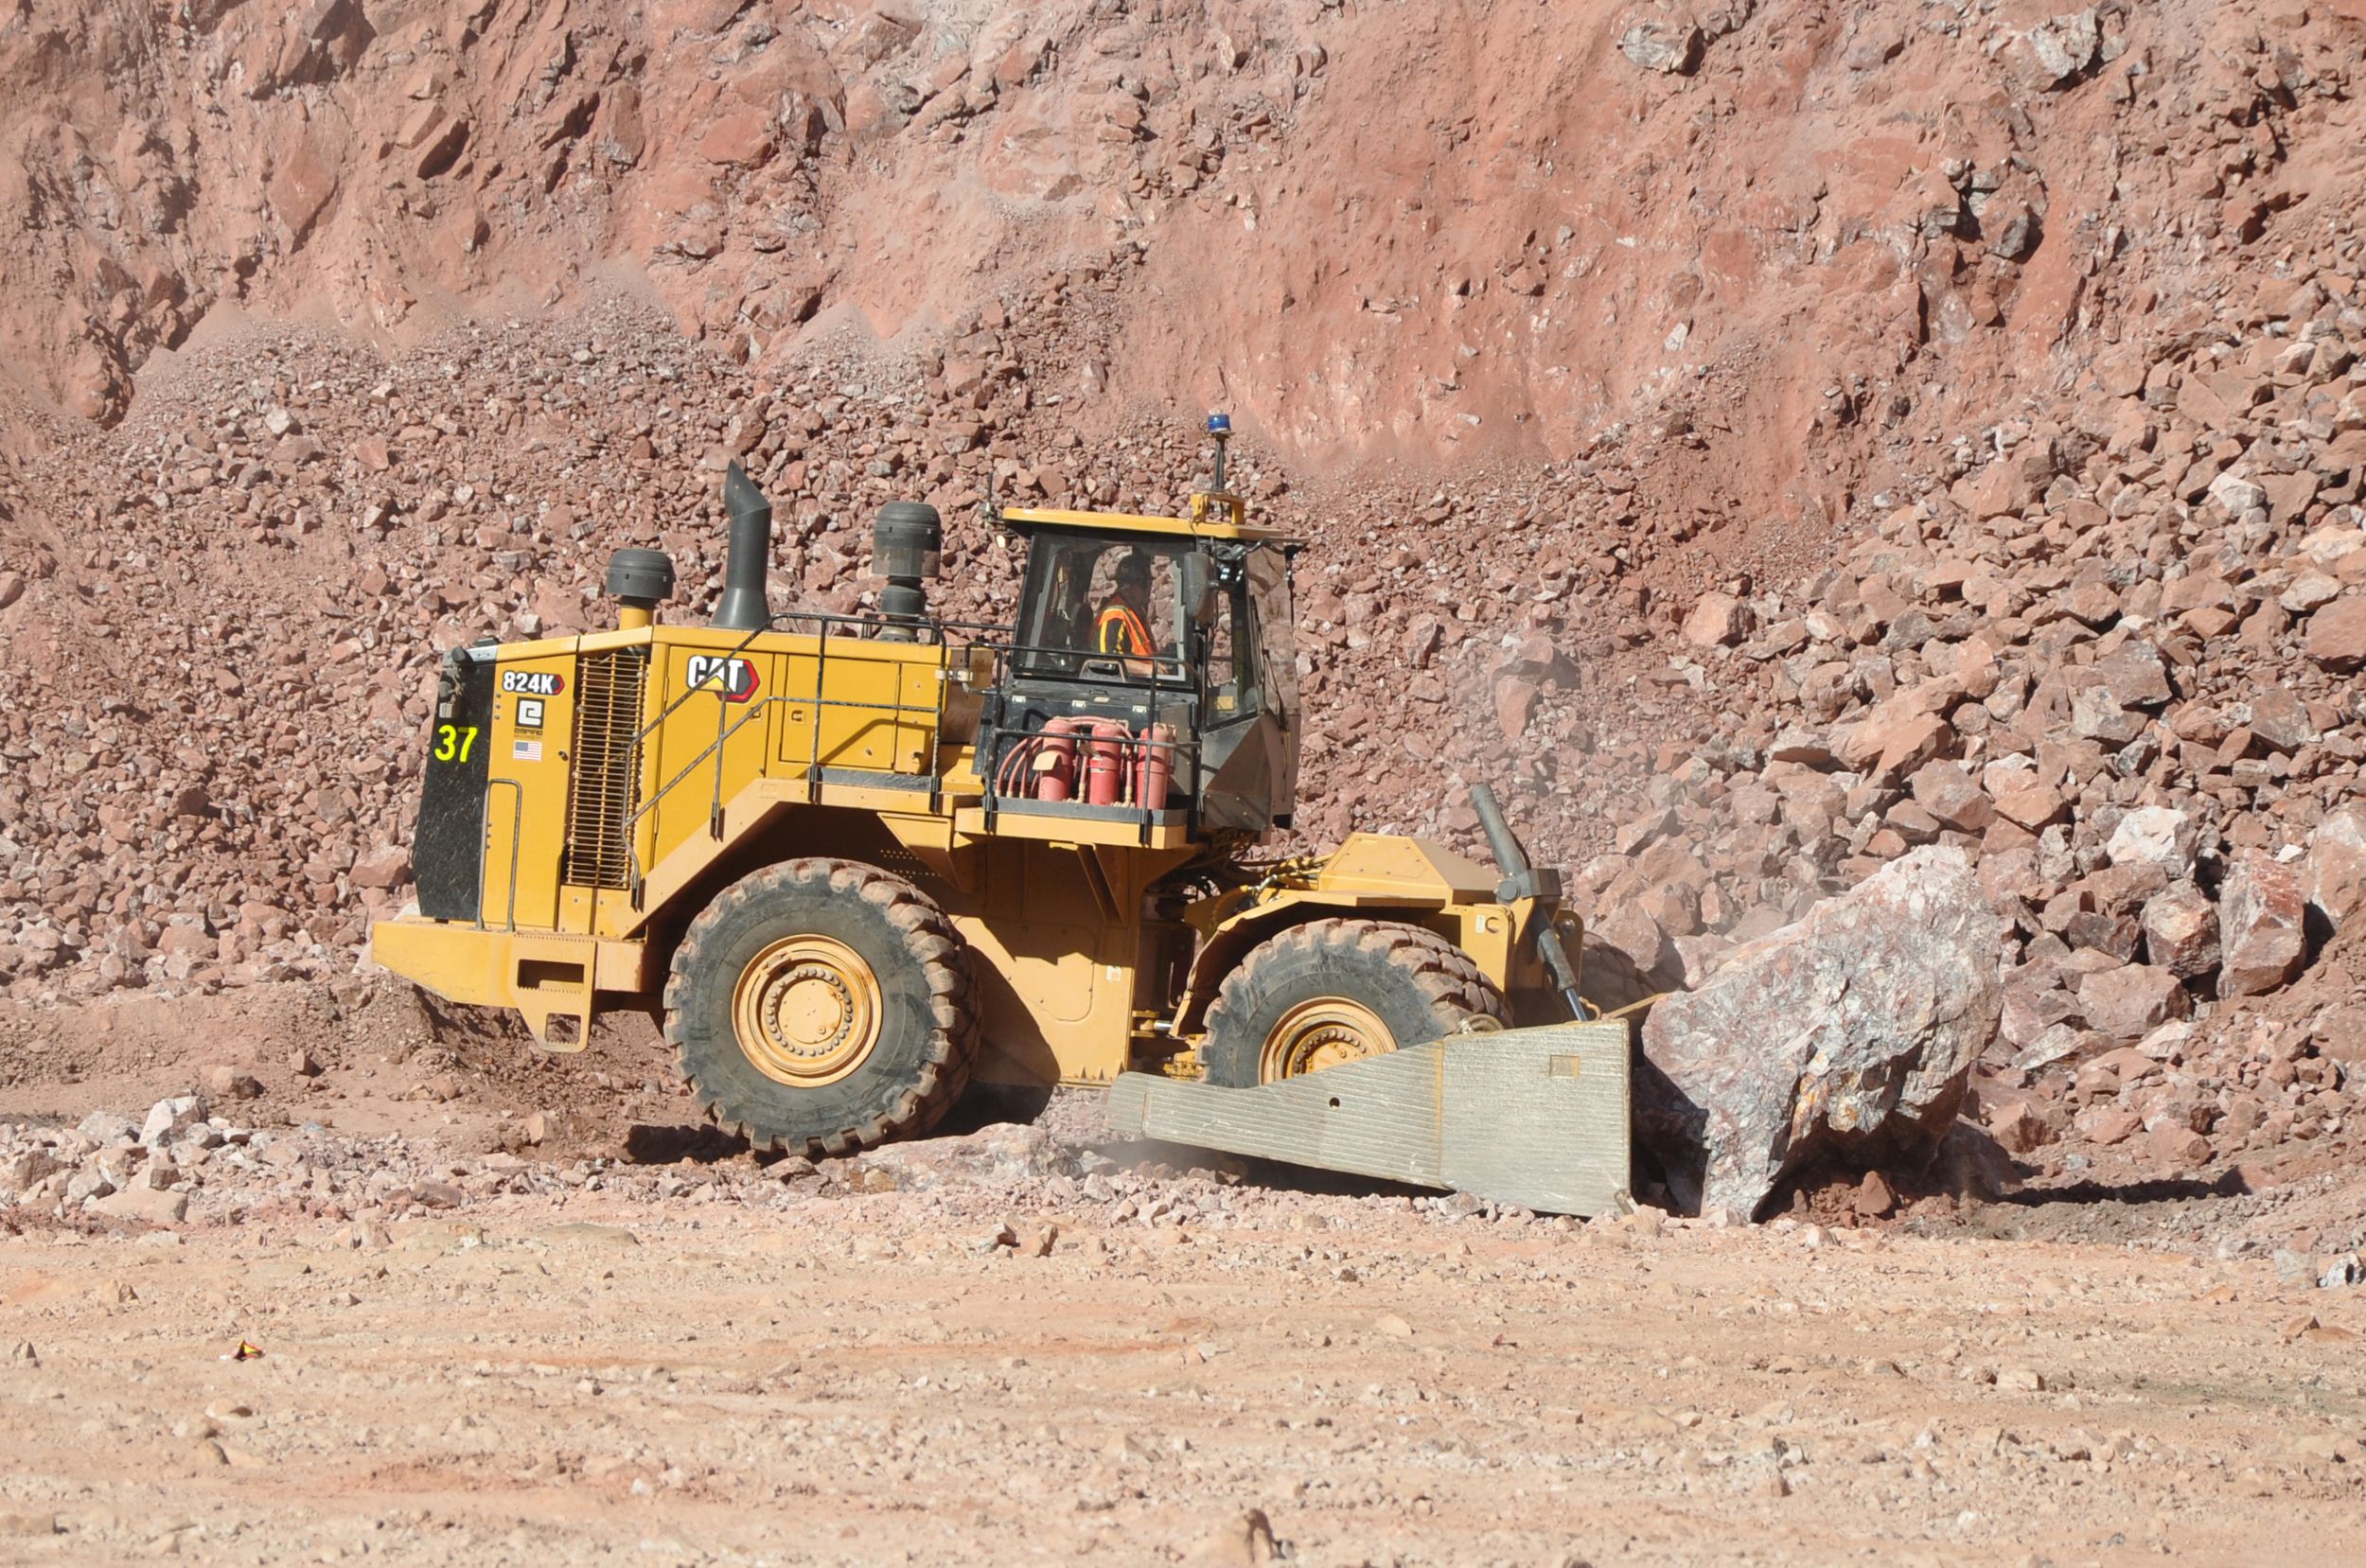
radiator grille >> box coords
[562,648,648,890]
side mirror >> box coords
[1180,553,1219,626]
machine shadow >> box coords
[1089,1139,1439,1205]
[1998,1169,2252,1207]
[620,1122,753,1164]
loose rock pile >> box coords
[0,1104,1574,1246]
[1602,250,2366,1196]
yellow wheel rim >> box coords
[1259,996,1397,1084]
[731,935,883,1087]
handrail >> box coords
[477,777,526,933]
[612,603,1212,901]
[623,648,954,902]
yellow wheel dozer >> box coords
[367,418,1631,1211]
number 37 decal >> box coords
[433,724,480,763]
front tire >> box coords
[665,858,978,1157]
[1200,918,1509,1087]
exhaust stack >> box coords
[711,462,774,632]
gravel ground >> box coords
[6,1106,2366,1566]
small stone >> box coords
[351,847,413,890]
[1680,591,1752,648]
[2247,688,2317,753]
[2087,1107,2141,1146]
[2308,804,2366,934]
[140,1095,209,1148]
[2070,683,2144,745]
[2141,883,2220,979]
[1184,1507,1280,1567]
[3,1149,65,1194]
[2304,594,2366,671]
[1617,17,1704,74]
[95,1185,188,1224]
[2106,807,2198,873]
[203,1065,264,1101]
[1909,761,1995,833]
[2021,8,2099,85]
[1995,783,2068,831]
[2095,642,2173,709]
[1986,1100,2054,1154]
[2076,963,2187,1040]
[2208,468,2269,516]
[2151,1126,2212,1170]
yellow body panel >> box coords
[480,648,577,930]
[1309,835,1497,900]
[946,838,1197,1086]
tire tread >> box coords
[1201,916,1509,1087]
[663,857,979,1158]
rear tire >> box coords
[1200,918,1509,1088]
[665,858,979,1157]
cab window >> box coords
[1015,532,1186,681]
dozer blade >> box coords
[1107,1020,1631,1217]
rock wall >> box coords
[1,0,2364,1195]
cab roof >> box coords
[998,492,1292,545]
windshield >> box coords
[1015,531,1190,683]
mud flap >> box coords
[1107,1020,1631,1216]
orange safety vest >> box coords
[1095,602,1153,657]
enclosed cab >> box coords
[978,499,1298,840]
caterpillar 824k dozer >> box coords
[369,417,1633,1214]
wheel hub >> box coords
[1260,996,1397,1083]
[732,935,883,1086]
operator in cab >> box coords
[1094,548,1158,676]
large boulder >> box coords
[2076,961,2188,1039]
[2309,803,2366,937]
[2219,850,2307,996]
[2141,882,2221,979]
[1635,848,2004,1219]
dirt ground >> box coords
[7,1084,2366,1566]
